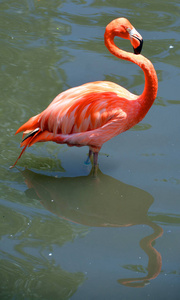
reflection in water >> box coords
[22,169,163,288]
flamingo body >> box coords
[12,18,158,170]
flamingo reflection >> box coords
[22,168,163,288]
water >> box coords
[0,0,180,299]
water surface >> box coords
[0,0,180,299]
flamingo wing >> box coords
[21,92,126,151]
[11,81,139,169]
[17,81,140,149]
[40,91,126,134]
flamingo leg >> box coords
[85,149,93,165]
[92,152,99,177]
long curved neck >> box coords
[104,31,158,117]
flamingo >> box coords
[11,18,158,172]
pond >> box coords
[0,0,180,299]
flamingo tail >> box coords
[10,127,64,169]
[10,128,41,169]
[15,114,40,135]
[10,114,41,168]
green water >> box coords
[0,0,180,299]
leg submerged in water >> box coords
[85,147,100,176]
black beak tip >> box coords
[133,39,143,55]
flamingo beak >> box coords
[129,27,143,55]
[133,38,143,54]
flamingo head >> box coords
[105,18,143,55]
[128,26,143,55]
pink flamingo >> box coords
[11,18,158,172]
